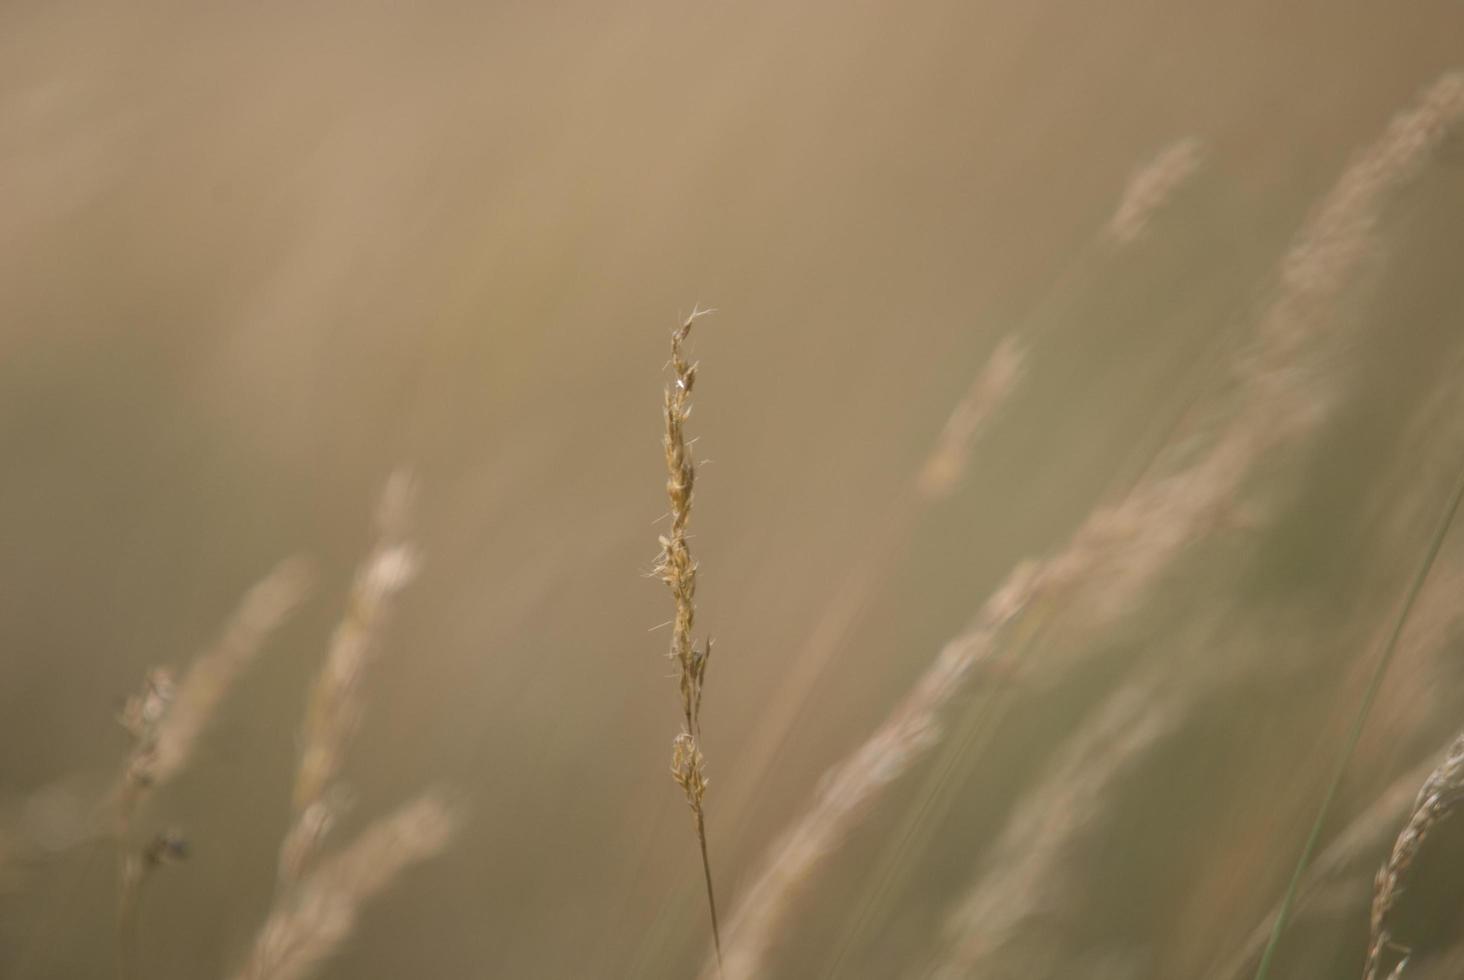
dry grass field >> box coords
[2,2,1464,978]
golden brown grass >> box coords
[933,671,1181,977]
[653,308,724,974]
[234,472,456,980]
[1366,732,1464,980]
[113,557,315,980]
[6,51,1464,980]
[233,793,457,980]
[1213,748,1445,980]
[1209,545,1464,979]
[115,556,315,835]
[794,139,1227,976]
[716,69,1464,980]
[279,470,420,885]
[916,335,1027,499]
[95,474,455,980]
[711,331,1026,873]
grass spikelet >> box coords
[281,470,420,885]
[1365,733,1464,980]
[917,335,1026,499]
[1245,72,1464,413]
[1106,136,1205,245]
[653,308,723,973]
[117,556,315,831]
[234,793,457,980]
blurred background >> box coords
[1,1,1464,977]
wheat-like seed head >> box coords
[653,308,724,972]
[655,309,716,811]
[1366,732,1464,980]
[282,470,420,884]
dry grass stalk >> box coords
[712,602,1009,980]
[653,308,724,972]
[1201,540,1464,980]
[116,830,188,980]
[236,475,458,980]
[917,335,1026,499]
[280,471,420,885]
[1106,136,1205,245]
[234,793,457,980]
[665,329,1027,976]
[113,556,314,980]
[716,71,1464,980]
[934,674,1180,976]
[1212,751,1441,980]
[717,331,1027,852]
[1255,472,1464,979]
[116,556,315,831]
[1365,731,1464,980]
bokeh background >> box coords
[2,1,1464,977]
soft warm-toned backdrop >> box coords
[2,2,1464,977]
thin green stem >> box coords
[1253,460,1464,980]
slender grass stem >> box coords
[1252,458,1464,980]
[696,810,725,975]
[654,309,724,977]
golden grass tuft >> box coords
[653,307,724,974]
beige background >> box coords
[1,2,1463,977]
